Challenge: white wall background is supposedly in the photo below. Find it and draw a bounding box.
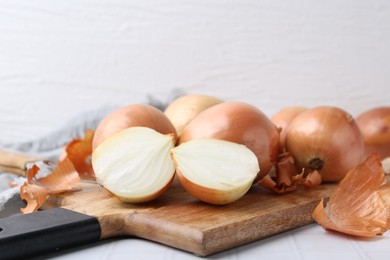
[1,0,390,145]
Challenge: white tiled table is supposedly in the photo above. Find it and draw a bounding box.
[44,223,390,260]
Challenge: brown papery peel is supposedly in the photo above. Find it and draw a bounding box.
[20,165,49,214]
[313,152,390,237]
[65,129,95,180]
[20,158,80,213]
[18,129,95,214]
[258,152,322,193]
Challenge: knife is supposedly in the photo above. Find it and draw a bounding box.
[0,192,26,219]
[0,150,102,259]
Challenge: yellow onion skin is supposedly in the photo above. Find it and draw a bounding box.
[164,94,223,137]
[116,176,174,203]
[356,107,390,159]
[175,168,248,205]
[179,102,280,182]
[271,106,307,153]
[285,106,365,182]
[92,104,177,150]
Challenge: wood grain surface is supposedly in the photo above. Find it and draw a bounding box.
[42,177,336,256]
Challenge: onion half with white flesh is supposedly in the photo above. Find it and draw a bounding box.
[92,126,176,203]
[171,139,259,205]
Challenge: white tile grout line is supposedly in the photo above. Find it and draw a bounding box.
[290,223,390,259]
[289,229,305,260]
[351,240,370,260]
[352,236,390,260]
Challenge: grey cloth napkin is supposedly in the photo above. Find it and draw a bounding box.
[0,90,184,211]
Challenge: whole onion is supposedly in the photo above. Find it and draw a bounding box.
[271,106,307,152]
[179,102,280,182]
[356,107,390,159]
[164,94,223,137]
[285,106,365,182]
[92,103,177,150]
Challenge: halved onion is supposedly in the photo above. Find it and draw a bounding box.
[171,139,259,205]
[179,102,279,182]
[92,127,175,203]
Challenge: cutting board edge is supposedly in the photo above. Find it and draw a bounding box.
[98,211,208,255]
[103,198,325,257]
[41,182,334,257]
[197,199,323,256]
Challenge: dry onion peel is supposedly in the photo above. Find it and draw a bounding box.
[32,158,81,193]
[20,158,81,213]
[92,126,176,203]
[258,153,321,193]
[258,153,300,193]
[313,152,390,237]
[65,129,95,180]
[275,154,296,187]
[172,139,259,205]
[302,170,322,188]
[20,182,48,214]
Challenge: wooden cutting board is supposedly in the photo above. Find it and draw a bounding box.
[42,177,336,256]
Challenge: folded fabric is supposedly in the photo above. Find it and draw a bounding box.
[0,90,184,211]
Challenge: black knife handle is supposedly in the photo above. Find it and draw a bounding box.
[0,208,101,259]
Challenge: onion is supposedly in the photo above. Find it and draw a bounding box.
[271,106,307,152]
[92,104,177,150]
[171,139,259,205]
[164,94,223,137]
[382,157,390,174]
[179,102,280,182]
[92,127,176,203]
[356,107,390,159]
[285,106,365,182]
